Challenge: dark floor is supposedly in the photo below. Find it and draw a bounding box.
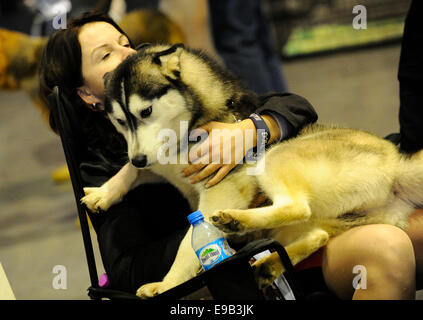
[0,43,421,299]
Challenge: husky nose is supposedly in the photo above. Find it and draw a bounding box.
[131,155,147,168]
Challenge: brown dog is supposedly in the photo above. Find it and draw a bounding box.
[0,28,48,121]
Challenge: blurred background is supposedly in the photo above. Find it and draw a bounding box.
[0,0,420,299]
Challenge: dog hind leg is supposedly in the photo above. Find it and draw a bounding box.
[253,228,329,289]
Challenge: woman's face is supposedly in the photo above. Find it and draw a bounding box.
[77,21,136,106]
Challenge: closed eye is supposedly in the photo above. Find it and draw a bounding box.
[102,52,110,60]
[140,106,152,118]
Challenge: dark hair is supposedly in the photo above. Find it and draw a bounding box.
[39,11,130,167]
[39,11,132,128]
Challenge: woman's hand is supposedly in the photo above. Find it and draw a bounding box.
[181,114,281,188]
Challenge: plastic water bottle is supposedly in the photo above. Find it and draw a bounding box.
[187,210,234,271]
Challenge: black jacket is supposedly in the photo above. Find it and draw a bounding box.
[398,0,423,153]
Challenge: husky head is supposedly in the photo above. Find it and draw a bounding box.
[104,43,257,168]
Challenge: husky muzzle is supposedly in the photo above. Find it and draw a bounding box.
[131,154,148,168]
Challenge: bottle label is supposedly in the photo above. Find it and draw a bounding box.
[195,237,233,271]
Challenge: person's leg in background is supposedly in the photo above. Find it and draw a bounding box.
[159,0,220,58]
[208,0,288,94]
[256,3,288,93]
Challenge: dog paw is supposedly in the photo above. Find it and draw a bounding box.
[210,209,246,233]
[252,252,284,290]
[136,281,169,299]
[81,185,125,213]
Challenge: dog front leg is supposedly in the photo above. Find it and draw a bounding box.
[81,162,140,213]
[81,164,165,213]
[211,197,311,233]
[136,226,201,298]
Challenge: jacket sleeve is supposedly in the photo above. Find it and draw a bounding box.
[255,92,318,139]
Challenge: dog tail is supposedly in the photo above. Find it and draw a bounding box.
[397,149,423,208]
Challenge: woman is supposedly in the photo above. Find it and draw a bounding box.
[39,11,417,299]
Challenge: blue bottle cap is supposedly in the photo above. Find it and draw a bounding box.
[187,210,204,225]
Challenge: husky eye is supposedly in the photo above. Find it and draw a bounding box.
[140,106,152,118]
[116,119,126,127]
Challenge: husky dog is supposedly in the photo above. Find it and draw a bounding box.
[82,43,423,298]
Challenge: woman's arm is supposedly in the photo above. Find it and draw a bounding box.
[182,92,318,187]
[256,92,318,138]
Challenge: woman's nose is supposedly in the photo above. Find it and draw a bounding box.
[122,47,136,61]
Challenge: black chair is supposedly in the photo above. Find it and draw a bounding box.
[47,86,335,300]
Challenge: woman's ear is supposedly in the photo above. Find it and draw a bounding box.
[77,85,99,105]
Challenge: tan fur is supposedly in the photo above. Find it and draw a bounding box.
[138,44,247,125]
[82,44,423,298]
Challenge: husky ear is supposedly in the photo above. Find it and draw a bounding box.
[152,43,184,80]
